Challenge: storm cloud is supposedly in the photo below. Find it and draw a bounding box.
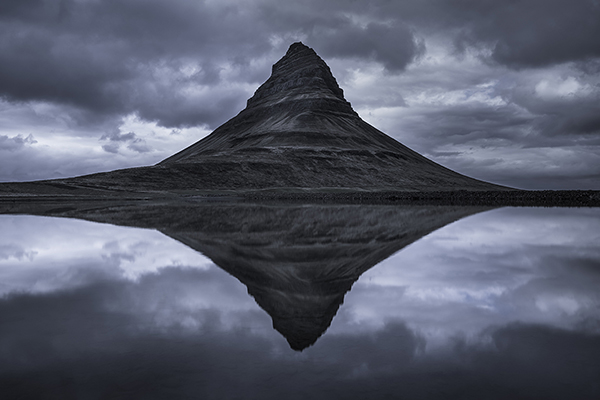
[0,0,599,188]
[0,134,37,152]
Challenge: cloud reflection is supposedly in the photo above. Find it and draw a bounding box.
[0,208,599,398]
[339,208,600,348]
[0,215,212,295]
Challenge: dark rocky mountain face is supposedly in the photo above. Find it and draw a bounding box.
[3,199,490,350]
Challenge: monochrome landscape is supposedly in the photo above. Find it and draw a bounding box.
[1,1,600,398]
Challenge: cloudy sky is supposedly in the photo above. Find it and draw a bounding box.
[1,0,599,189]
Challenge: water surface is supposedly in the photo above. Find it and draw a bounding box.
[1,206,599,399]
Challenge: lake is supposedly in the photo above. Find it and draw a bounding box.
[1,204,599,399]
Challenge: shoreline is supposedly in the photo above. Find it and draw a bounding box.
[245,190,600,207]
[0,189,599,208]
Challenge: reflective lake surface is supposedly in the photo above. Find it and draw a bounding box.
[1,205,599,399]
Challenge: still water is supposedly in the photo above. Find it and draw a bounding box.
[1,205,599,399]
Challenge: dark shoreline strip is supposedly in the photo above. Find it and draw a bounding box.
[244,190,600,207]
[0,190,599,207]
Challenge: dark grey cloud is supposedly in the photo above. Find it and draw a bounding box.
[507,84,600,139]
[406,105,532,147]
[315,22,425,72]
[127,139,152,154]
[0,0,428,130]
[396,80,600,154]
[0,0,45,20]
[100,130,151,154]
[453,0,600,68]
[348,0,600,68]
[254,2,425,72]
[0,134,37,152]
[0,0,272,129]
[101,131,136,142]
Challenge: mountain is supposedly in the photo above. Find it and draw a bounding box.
[151,42,504,192]
[0,42,508,196]
[0,199,491,350]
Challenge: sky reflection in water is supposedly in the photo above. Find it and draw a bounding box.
[1,207,599,399]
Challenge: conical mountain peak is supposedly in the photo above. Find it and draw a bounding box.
[246,42,351,111]
[150,42,507,191]
[248,42,356,115]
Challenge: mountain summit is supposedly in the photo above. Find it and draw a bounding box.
[246,42,354,114]
[156,42,504,191]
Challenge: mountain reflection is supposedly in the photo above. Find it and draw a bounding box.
[1,200,489,350]
[2,205,600,399]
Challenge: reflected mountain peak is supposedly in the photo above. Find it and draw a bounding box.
[8,200,492,350]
